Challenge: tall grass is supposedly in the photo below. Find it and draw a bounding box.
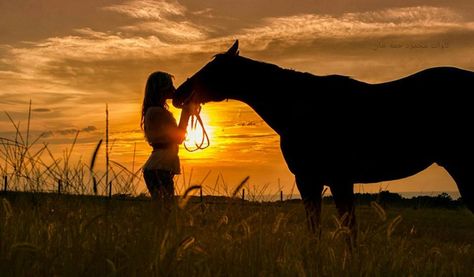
[0,193,473,276]
[0,104,139,196]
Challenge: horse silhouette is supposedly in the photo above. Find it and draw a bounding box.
[173,40,474,236]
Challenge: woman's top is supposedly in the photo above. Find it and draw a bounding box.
[143,106,181,174]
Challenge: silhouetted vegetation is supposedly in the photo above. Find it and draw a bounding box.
[0,190,466,210]
[321,191,463,210]
[1,190,473,276]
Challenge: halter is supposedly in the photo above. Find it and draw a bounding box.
[182,91,210,152]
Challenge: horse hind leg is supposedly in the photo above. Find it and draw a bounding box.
[330,181,357,245]
[441,160,474,212]
[295,175,324,237]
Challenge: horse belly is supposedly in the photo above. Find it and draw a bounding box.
[352,154,433,183]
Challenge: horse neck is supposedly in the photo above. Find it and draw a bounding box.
[234,93,286,135]
[224,62,302,135]
[222,58,367,136]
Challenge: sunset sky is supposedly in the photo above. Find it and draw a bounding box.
[1,0,473,197]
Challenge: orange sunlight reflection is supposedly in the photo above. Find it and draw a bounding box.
[170,106,215,161]
[184,115,209,151]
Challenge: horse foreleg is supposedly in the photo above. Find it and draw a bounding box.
[303,196,323,236]
[330,182,357,245]
[442,159,474,212]
[296,175,324,237]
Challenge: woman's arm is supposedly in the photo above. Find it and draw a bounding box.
[145,104,199,145]
[175,103,200,144]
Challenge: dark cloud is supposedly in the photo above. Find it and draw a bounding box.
[39,125,99,137]
[60,125,97,135]
[40,131,53,138]
[32,108,51,113]
[81,125,97,132]
[235,120,262,127]
[56,128,80,136]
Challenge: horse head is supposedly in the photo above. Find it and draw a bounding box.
[172,40,240,108]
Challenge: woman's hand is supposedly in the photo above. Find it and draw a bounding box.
[177,102,200,142]
[183,102,200,116]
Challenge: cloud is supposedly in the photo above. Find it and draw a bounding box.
[5,5,472,89]
[191,8,215,18]
[103,0,186,20]
[32,108,51,113]
[12,29,166,63]
[238,6,474,48]
[41,125,98,137]
[56,128,79,136]
[120,21,208,41]
[2,5,473,69]
[234,120,261,127]
[104,0,210,42]
[81,125,97,132]
[348,6,461,23]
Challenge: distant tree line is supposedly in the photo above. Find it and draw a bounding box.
[191,190,465,209]
[322,191,463,209]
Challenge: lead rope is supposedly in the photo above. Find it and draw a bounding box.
[184,105,210,152]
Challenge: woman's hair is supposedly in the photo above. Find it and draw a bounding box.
[141,71,174,130]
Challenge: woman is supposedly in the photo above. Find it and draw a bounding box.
[141,71,196,202]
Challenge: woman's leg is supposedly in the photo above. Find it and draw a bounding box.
[143,169,175,202]
[143,168,161,200]
[158,171,175,200]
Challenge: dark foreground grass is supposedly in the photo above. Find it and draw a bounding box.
[0,192,473,276]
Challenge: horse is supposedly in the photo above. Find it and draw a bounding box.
[173,40,474,237]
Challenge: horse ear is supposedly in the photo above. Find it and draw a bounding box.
[226,40,239,56]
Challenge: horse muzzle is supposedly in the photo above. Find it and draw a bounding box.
[172,97,184,108]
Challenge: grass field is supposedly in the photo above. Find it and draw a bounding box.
[1,192,473,276]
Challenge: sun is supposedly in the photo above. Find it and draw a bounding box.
[184,114,210,151]
[169,102,214,156]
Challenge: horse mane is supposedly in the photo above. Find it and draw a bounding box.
[215,53,353,83]
[258,58,354,89]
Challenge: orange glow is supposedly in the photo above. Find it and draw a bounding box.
[184,114,210,151]
[169,105,215,160]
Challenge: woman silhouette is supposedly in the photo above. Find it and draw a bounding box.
[141,71,196,203]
